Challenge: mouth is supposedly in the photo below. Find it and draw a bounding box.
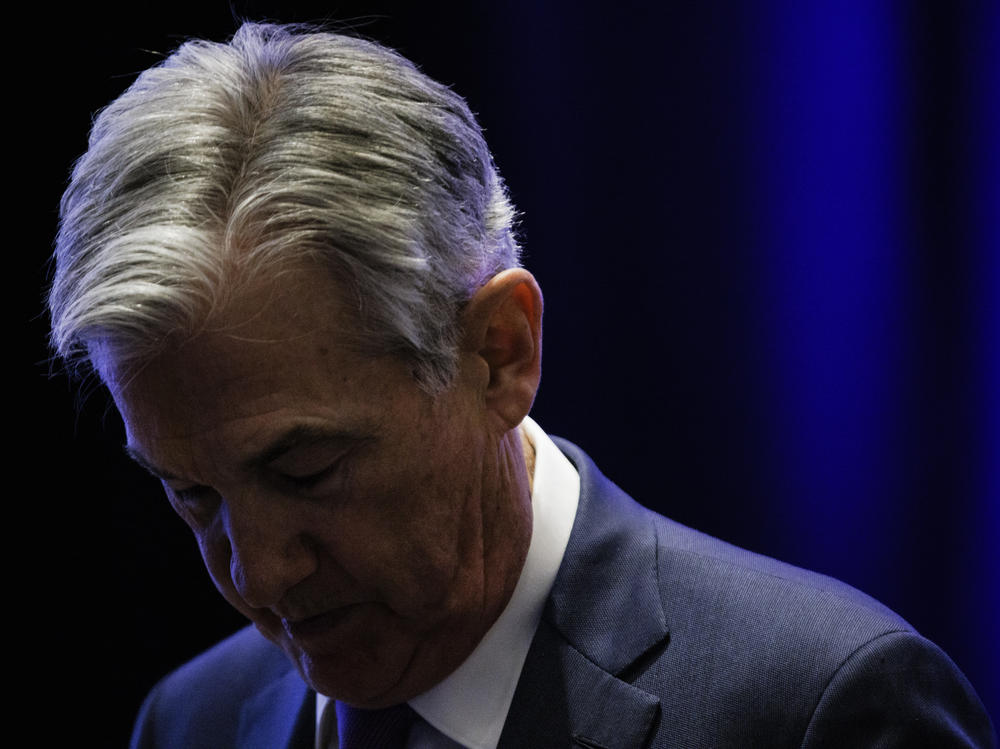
[282,604,365,643]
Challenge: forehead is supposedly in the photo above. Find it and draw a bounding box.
[106,268,409,453]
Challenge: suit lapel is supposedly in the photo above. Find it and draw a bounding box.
[499,620,661,749]
[500,439,669,748]
[238,668,314,749]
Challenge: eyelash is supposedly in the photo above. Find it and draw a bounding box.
[280,461,343,491]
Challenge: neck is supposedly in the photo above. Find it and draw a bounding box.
[520,425,536,494]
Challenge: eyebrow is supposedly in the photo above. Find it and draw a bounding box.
[124,446,179,482]
[122,424,366,483]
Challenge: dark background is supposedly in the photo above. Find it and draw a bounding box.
[25,1,997,744]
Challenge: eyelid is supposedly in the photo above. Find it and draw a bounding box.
[268,441,361,485]
[276,460,341,489]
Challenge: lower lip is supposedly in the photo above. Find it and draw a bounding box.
[283,606,363,644]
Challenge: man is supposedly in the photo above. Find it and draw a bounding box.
[49,22,995,749]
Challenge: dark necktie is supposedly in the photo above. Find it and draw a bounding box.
[335,701,417,749]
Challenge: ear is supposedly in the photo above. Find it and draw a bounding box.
[461,268,543,430]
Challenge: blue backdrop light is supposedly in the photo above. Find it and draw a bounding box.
[749,0,909,587]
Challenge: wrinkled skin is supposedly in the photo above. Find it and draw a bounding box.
[106,267,541,706]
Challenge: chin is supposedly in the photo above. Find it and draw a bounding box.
[255,605,467,705]
[293,646,417,707]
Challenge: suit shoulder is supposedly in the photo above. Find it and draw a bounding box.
[156,625,293,698]
[641,506,997,744]
[653,510,909,638]
[800,629,998,747]
[129,626,300,749]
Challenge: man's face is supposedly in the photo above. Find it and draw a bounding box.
[107,269,531,706]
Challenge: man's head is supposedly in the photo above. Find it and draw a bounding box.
[48,23,542,706]
[50,22,520,392]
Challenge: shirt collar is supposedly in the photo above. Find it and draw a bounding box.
[316,417,580,749]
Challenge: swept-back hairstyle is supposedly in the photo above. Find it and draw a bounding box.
[49,22,519,392]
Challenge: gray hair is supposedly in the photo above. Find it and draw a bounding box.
[49,22,519,392]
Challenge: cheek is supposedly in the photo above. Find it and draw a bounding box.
[317,484,459,613]
[369,480,483,614]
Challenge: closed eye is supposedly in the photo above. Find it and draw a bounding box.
[277,461,342,492]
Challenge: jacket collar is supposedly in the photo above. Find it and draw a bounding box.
[500,438,669,749]
[546,438,668,675]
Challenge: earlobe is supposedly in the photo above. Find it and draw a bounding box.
[462,269,543,430]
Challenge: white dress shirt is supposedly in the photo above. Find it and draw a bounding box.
[317,417,580,749]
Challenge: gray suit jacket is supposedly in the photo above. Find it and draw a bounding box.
[130,439,997,748]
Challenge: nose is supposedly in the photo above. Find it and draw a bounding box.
[221,494,318,609]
